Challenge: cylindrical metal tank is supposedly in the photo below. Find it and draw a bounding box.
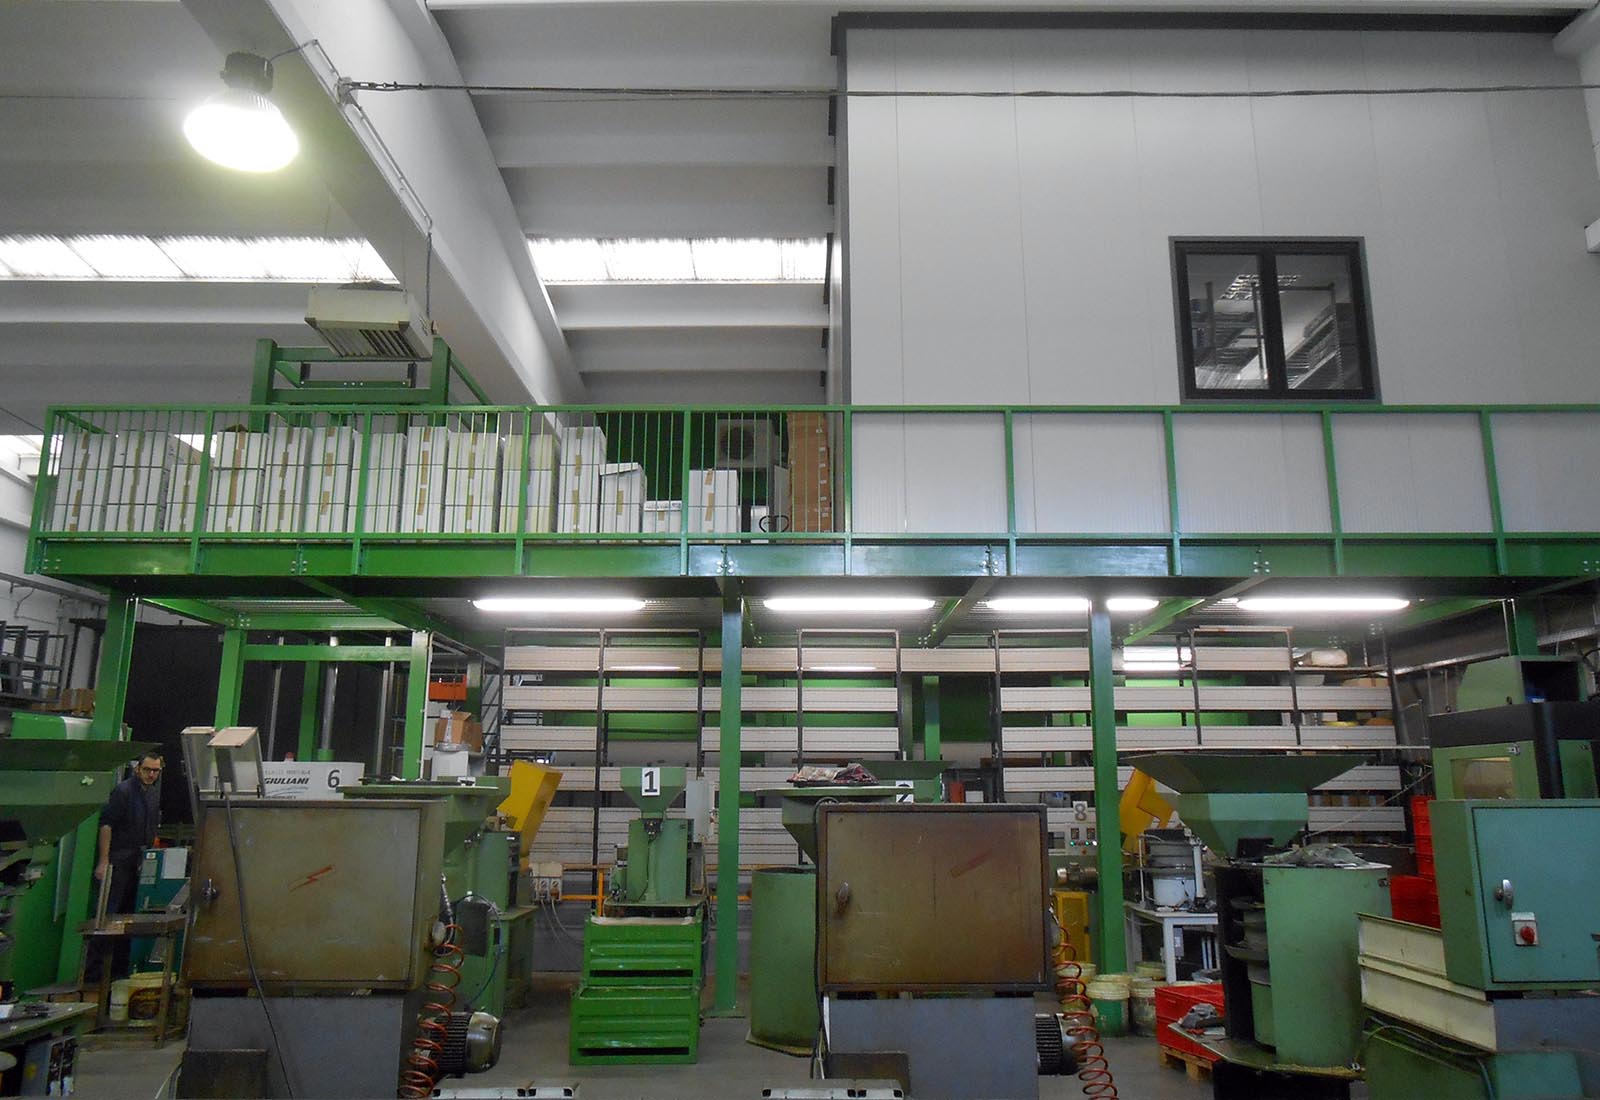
[748,866,819,1052]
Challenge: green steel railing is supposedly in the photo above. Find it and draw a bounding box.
[27,402,1600,578]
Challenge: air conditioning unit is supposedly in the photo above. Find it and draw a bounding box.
[712,419,779,470]
[305,285,430,358]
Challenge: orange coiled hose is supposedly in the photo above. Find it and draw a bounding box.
[399,922,464,1099]
[1054,938,1118,1099]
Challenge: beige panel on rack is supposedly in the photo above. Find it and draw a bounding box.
[1000,686,1093,710]
[1192,647,1294,672]
[553,766,798,794]
[1306,806,1405,832]
[699,727,901,754]
[1003,763,1400,794]
[499,725,600,752]
[503,685,601,710]
[527,808,801,867]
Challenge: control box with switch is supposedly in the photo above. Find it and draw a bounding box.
[1511,913,1538,946]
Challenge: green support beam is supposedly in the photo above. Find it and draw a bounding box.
[90,594,138,740]
[1505,599,1540,657]
[920,578,996,647]
[924,675,941,762]
[1088,604,1127,974]
[1392,598,1496,633]
[298,664,323,760]
[1123,598,1207,644]
[402,631,431,778]
[711,596,743,1016]
[301,579,476,643]
[146,598,237,627]
[214,627,247,727]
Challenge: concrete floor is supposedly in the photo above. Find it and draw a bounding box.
[75,981,1213,1099]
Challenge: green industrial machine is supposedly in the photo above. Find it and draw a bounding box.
[1136,753,1391,1099]
[340,769,553,1017]
[0,728,150,999]
[129,847,189,975]
[571,766,708,1064]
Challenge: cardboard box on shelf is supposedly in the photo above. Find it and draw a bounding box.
[557,426,607,533]
[165,445,204,531]
[598,462,645,533]
[260,424,312,532]
[689,469,740,533]
[642,500,683,535]
[363,431,406,534]
[498,433,560,534]
[102,431,182,533]
[206,429,270,533]
[445,430,501,534]
[304,425,357,534]
[401,424,450,533]
[50,432,114,533]
[786,412,834,532]
[433,711,484,753]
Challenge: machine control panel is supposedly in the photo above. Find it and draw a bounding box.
[1511,913,1539,946]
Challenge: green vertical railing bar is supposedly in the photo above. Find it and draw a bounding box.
[516,411,534,572]
[1088,604,1126,973]
[680,410,693,575]
[924,675,941,762]
[711,596,744,1015]
[351,412,375,573]
[841,409,853,575]
[214,627,247,727]
[188,411,216,572]
[1003,410,1017,574]
[26,409,55,571]
[1162,411,1182,575]
[1320,411,1346,575]
[298,664,323,761]
[1479,411,1509,575]
[402,631,431,779]
[90,593,138,740]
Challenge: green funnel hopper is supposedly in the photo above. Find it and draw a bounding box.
[621,766,687,818]
[1132,753,1362,858]
[0,738,156,841]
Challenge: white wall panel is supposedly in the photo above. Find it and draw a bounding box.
[1333,413,1492,533]
[1493,412,1600,532]
[1014,414,1169,534]
[1174,414,1330,534]
[852,413,1006,533]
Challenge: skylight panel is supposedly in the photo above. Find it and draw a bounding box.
[0,236,98,279]
[66,236,183,279]
[530,237,827,284]
[0,235,397,283]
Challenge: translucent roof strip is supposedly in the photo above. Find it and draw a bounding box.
[0,235,396,283]
[530,237,826,284]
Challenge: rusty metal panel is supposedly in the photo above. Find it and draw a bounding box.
[816,805,1049,993]
[186,799,444,991]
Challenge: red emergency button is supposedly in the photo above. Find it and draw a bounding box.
[1518,924,1537,945]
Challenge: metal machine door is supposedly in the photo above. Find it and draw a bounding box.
[1473,804,1600,986]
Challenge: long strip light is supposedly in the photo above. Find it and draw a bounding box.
[530,237,826,284]
[474,597,646,614]
[983,596,1158,614]
[1122,645,1194,671]
[763,596,934,614]
[1236,596,1410,614]
[0,235,395,283]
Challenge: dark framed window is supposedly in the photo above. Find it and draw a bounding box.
[1173,239,1376,400]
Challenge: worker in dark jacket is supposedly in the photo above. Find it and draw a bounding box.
[95,751,163,916]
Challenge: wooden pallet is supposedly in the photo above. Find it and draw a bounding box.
[1158,1043,1216,1082]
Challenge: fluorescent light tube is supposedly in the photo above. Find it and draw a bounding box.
[807,664,880,673]
[1106,597,1159,612]
[473,597,646,614]
[1236,597,1410,614]
[763,596,935,613]
[984,597,1090,613]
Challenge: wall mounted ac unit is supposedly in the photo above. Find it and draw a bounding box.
[305,285,430,358]
[713,419,779,470]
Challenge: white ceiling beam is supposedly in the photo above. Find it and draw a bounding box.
[0,282,310,326]
[431,0,1585,10]
[508,166,831,238]
[584,369,827,406]
[181,0,585,404]
[548,282,827,330]
[569,328,825,375]
[475,98,833,169]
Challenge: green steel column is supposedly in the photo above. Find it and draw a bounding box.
[214,627,247,728]
[55,816,99,983]
[297,664,323,761]
[465,656,484,716]
[711,597,744,1016]
[1088,604,1126,973]
[1505,599,1539,658]
[90,593,137,740]
[402,631,431,778]
[923,675,941,761]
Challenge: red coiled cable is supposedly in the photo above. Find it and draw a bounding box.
[399,922,464,1099]
[1054,938,1118,1099]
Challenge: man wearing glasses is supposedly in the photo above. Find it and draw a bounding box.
[94,752,164,926]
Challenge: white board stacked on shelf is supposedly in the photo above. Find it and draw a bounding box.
[103,431,182,533]
[445,429,501,534]
[50,431,115,532]
[304,425,356,534]
[498,432,559,534]
[166,443,204,532]
[557,426,607,533]
[259,424,312,533]
[642,500,682,534]
[598,462,645,533]
[689,469,739,533]
[400,424,449,533]
[206,430,269,533]
[363,431,407,534]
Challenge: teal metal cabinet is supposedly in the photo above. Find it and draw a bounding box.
[1433,799,1600,991]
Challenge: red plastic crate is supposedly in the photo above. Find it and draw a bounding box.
[1415,851,1436,879]
[1155,982,1225,1064]
[1390,873,1441,928]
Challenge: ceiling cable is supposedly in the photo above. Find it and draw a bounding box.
[340,78,1600,102]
